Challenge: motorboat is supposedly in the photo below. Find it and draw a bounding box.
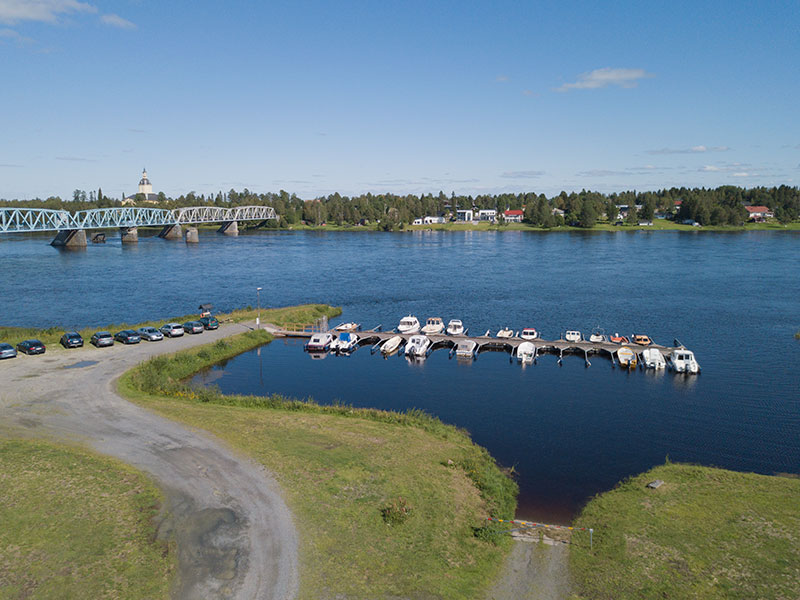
[520,328,539,340]
[397,315,421,334]
[669,349,700,374]
[588,327,607,343]
[334,322,360,333]
[516,341,536,364]
[642,347,666,369]
[381,335,404,355]
[564,330,582,343]
[496,327,514,338]
[455,339,477,359]
[404,334,431,357]
[617,346,637,369]
[421,317,445,335]
[305,332,333,352]
[609,333,629,344]
[446,319,465,336]
[330,332,359,353]
[632,334,653,346]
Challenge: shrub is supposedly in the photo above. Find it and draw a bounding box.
[380,497,412,526]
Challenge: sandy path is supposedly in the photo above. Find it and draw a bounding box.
[0,323,297,600]
[485,541,572,600]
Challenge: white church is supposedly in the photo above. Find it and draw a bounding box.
[122,168,161,205]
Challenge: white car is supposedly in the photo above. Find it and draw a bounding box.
[160,323,185,338]
[138,326,164,341]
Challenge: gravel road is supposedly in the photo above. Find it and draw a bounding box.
[0,323,298,600]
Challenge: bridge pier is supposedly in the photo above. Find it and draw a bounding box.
[120,226,138,243]
[185,227,199,243]
[158,224,183,240]
[218,220,238,236]
[50,229,87,248]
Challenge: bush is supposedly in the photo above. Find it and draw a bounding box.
[380,497,412,526]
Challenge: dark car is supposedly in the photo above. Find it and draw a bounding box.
[16,339,46,355]
[199,316,219,330]
[114,330,141,344]
[60,331,84,348]
[182,321,204,334]
[91,331,115,347]
[0,342,17,359]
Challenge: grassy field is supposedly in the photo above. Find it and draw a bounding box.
[569,462,800,599]
[118,318,517,599]
[0,438,173,600]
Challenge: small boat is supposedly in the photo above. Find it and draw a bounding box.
[669,349,700,374]
[632,334,652,346]
[446,319,465,336]
[520,328,539,340]
[496,327,514,338]
[421,317,445,335]
[404,334,431,357]
[617,346,637,369]
[642,347,666,369]
[397,315,421,335]
[516,341,536,364]
[609,333,629,344]
[589,327,607,343]
[305,332,334,352]
[330,332,359,353]
[381,335,403,355]
[564,330,582,343]
[333,322,360,332]
[455,339,477,359]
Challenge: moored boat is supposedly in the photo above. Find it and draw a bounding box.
[334,322,360,332]
[520,328,539,340]
[642,347,666,369]
[381,335,404,355]
[421,317,445,335]
[609,332,629,344]
[496,327,514,338]
[305,332,334,352]
[397,315,421,334]
[455,339,477,359]
[516,341,536,364]
[404,334,431,357]
[617,346,637,368]
[446,319,465,336]
[330,332,359,353]
[668,348,700,374]
[564,330,582,343]
[589,327,607,343]
[632,334,653,346]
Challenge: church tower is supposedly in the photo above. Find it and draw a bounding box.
[138,168,153,196]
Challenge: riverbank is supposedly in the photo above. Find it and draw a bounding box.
[569,462,800,599]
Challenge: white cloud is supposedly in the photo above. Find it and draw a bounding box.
[500,170,545,179]
[647,145,730,155]
[701,165,721,172]
[0,0,96,25]
[732,172,750,177]
[556,67,652,92]
[577,169,624,177]
[101,13,135,29]
[495,75,509,83]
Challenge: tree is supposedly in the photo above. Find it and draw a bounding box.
[578,203,598,228]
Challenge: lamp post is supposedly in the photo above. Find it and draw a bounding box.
[256,287,262,328]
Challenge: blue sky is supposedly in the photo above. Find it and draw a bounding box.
[1,0,799,200]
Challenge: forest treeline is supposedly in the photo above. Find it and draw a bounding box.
[2,185,799,229]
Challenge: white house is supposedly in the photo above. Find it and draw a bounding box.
[503,209,524,222]
[477,209,497,222]
[456,209,473,222]
[744,206,774,220]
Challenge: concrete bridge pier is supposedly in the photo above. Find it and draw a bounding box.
[159,224,183,240]
[185,227,199,243]
[50,229,87,248]
[120,226,138,243]
[218,220,239,236]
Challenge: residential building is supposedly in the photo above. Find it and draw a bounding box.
[478,209,497,222]
[504,209,524,222]
[744,206,774,221]
[456,209,473,222]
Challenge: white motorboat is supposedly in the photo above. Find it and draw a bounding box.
[381,335,403,355]
[520,328,539,340]
[565,330,582,343]
[516,341,536,364]
[397,315,421,334]
[330,332,359,353]
[496,327,514,338]
[446,319,465,336]
[669,349,700,374]
[421,317,445,335]
[455,339,477,359]
[588,328,607,343]
[305,332,333,351]
[642,347,666,369]
[333,322,360,332]
[617,346,637,369]
[404,334,431,357]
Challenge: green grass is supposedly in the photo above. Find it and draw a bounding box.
[118,321,518,599]
[569,463,800,599]
[0,438,173,600]
[405,220,800,232]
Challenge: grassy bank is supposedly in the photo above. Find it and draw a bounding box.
[570,463,800,599]
[0,438,173,599]
[407,220,800,232]
[118,318,517,598]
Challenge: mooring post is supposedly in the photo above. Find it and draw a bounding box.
[590,528,593,550]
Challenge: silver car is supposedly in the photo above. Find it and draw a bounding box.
[137,326,164,341]
[0,342,17,359]
[160,323,184,338]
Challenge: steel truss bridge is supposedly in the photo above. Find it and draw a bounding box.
[0,206,278,233]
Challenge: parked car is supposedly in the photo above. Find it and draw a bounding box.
[160,323,185,338]
[137,326,164,341]
[60,331,84,348]
[199,316,219,330]
[182,321,204,334]
[90,331,115,347]
[0,342,18,359]
[16,339,46,355]
[114,330,141,344]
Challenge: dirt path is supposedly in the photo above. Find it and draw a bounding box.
[485,540,572,600]
[0,323,297,600]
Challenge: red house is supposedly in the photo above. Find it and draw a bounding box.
[504,209,524,223]
[744,206,773,221]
